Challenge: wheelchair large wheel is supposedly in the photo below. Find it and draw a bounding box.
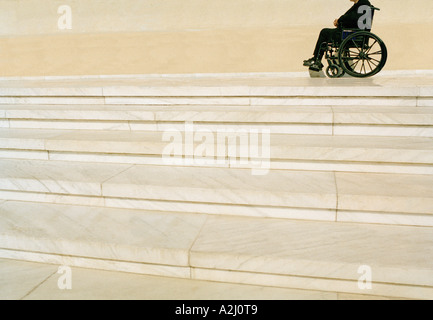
[338,31,387,78]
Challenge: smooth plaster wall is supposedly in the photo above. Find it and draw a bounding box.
[0,0,431,76]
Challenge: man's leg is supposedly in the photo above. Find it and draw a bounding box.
[313,28,338,61]
[304,28,340,69]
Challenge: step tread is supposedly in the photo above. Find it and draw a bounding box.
[2,104,433,125]
[0,201,205,267]
[0,76,432,97]
[1,128,433,150]
[1,129,432,166]
[0,159,432,215]
[1,200,432,292]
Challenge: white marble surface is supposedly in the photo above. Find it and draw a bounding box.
[0,258,58,300]
[250,97,418,107]
[418,98,433,107]
[269,134,433,164]
[0,97,105,105]
[190,215,433,288]
[334,125,433,138]
[0,250,191,281]
[336,172,433,215]
[0,159,132,196]
[333,106,433,126]
[0,120,8,128]
[0,258,349,300]
[1,104,155,121]
[0,158,431,223]
[0,201,207,267]
[102,165,338,209]
[0,190,106,207]
[104,197,337,221]
[191,268,433,300]
[0,129,65,150]
[9,120,132,131]
[0,149,49,161]
[1,201,432,299]
[1,129,432,176]
[337,210,433,227]
[0,75,431,98]
[105,97,251,106]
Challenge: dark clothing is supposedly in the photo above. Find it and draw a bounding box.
[313,0,372,60]
[339,0,372,29]
[313,28,341,60]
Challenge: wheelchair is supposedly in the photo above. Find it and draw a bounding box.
[320,6,387,78]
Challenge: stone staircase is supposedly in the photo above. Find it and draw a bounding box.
[0,74,432,299]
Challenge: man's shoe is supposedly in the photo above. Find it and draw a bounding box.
[309,61,324,72]
[303,57,316,67]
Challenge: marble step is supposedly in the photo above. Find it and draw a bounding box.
[0,76,432,98]
[0,129,432,175]
[0,75,431,108]
[0,200,432,299]
[1,105,433,137]
[0,159,432,226]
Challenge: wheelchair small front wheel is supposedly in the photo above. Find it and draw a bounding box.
[338,31,387,78]
[326,65,344,78]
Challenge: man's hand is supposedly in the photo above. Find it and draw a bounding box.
[334,19,339,27]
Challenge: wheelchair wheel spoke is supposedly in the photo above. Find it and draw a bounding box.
[365,40,377,54]
[361,60,367,74]
[368,58,379,68]
[351,39,361,53]
[352,59,361,70]
[368,50,382,56]
[366,59,374,72]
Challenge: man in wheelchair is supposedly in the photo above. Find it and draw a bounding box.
[303,0,372,72]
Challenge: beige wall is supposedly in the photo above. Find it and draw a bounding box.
[0,0,432,76]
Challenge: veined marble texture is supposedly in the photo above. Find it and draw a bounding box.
[8,120,133,131]
[104,197,337,221]
[418,98,433,107]
[0,249,191,280]
[1,104,155,121]
[0,201,207,267]
[0,159,432,221]
[334,125,433,138]
[153,105,333,124]
[190,215,433,288]
[101,165,337,209]
[105,97,251,106]
[0,159,132,196]
[0,77,425,98]
[250,97,418,107]
[1,201,432,299]
[190,268,433,300]
[0,87,103,97]
[332,106,433,126]
[269,134,433,164]
[0,97,105,105]
[335,172,433,214]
